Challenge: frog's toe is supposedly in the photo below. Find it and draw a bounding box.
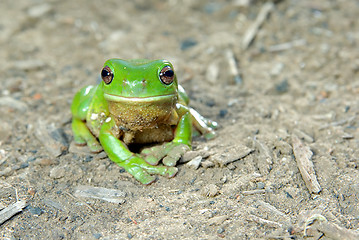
[88,141,103,153]
[138,174,157,185]
[144,155,161,166]
[163,144,190,167]
[162,156,177,167]
[122,157,158,184]
[165,166,178,178]
[141,145,167,165]
[204,130,217,140]
[207,120,218,130]
[74,141,87,146]
[73,136,87,146]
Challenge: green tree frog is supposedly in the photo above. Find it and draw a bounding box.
[71,59,217,184]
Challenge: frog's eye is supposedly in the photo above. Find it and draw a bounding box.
[159,66,174,85]
[101,66,113,84]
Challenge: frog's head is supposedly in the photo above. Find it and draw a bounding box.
[101,59,178,100]
[100,59,179,129]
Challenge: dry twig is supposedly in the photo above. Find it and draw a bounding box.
[304,214,359,240]
[253,138,273,174]
[0,200,27,225]
[292,135,321,194]
[242,2,274,50]
[225,49,242,84]
[246,214,282,228]
[242,189,266,195]
[74,185,126,204]
[65,192,96,213]
[268,39,306,52]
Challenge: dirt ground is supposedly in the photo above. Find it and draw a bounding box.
[1,0,358,239]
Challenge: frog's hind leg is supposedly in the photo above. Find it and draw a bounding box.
[72,118,103,153]
[189,108,218,139]
[71,85,103,152]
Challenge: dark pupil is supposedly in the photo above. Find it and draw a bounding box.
[164,69,174,77]
[102,69,110,78]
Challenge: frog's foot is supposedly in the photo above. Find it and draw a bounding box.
[75,132,103,153]
[203,129,217,140]
[206,119,218,130]
[73,135,87,146]
[87,139,103,153]
[189,108,218,140]
[123,155,178,184]
[192,127,216,140]
[141,142,190,167]
[162,144,190,167]
[72,118,103,153]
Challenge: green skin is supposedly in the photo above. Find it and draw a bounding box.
[71,59,217,184]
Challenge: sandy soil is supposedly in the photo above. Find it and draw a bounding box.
[1,0,358,239]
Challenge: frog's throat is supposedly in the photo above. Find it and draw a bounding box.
[105,93,179,131]
[104,93,176,103]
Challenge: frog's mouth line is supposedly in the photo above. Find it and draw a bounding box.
[104,93,176,103]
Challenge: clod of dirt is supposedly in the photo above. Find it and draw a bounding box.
[211,145,253,167]
[201,184,220,197]
[208,215,228,226]
[35,120,69,157]
[0,122,12,142]
[49,165,66,179]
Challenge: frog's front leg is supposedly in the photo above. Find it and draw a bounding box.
[142,105,192,167]
[99,118,178,185]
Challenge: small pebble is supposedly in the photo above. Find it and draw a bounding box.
[270,62,284,76]
[27,205,43,216]
[20,162,29,169]
[180,38,197,51]
[34,158,56,166]
[27,156,37,162]
[219,109,228,118]
[50,165,66,179]
[93,233,102,239]
[275,79,289,93]
[84,155,93,162]
[27,3,52,18]
[208,215,228,226]
[201,160,215,168]
[256,182,265,189]
[186,156,202,169]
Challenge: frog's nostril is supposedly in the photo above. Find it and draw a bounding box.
[142,79,147,86]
